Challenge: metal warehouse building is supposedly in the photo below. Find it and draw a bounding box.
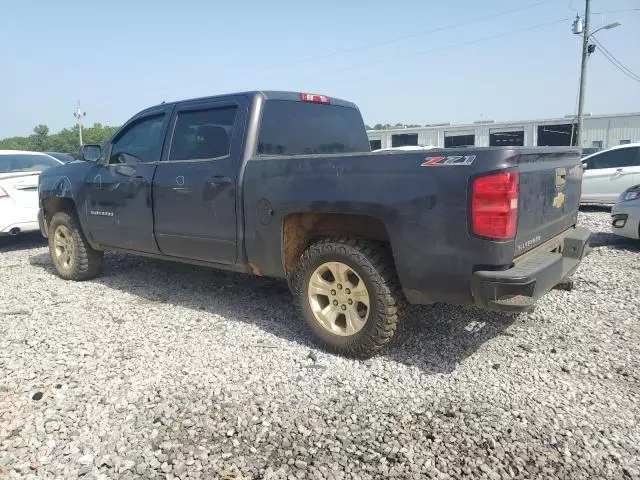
[366,112,640,151]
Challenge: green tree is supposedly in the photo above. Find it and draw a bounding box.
[29,124,50,151]
[0,123,119,155]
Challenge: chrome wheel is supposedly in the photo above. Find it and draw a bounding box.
[53,225,75,269]
[307,261,370,336]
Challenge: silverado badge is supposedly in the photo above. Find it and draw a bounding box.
[552,192,565,209]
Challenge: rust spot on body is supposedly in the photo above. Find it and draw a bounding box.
[248,262,262,276]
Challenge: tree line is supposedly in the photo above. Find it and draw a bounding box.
[1,122,425,153]
[0,124,119,156]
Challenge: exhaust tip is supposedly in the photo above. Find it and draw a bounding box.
[9,227,20,236]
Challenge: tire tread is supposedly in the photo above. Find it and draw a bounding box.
[49,211,103,281]
[292,237,407,358]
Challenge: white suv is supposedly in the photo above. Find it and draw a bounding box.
[581,143,640,204]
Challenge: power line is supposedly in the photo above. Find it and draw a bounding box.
[591,37,640,83]
[261,0,557,72]
[304,17,569,78]
[592,8,640,14]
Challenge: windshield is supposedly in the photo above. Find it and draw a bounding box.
[0,154,60,173]
[257,100,371,156]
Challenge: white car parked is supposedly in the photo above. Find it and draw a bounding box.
[611,185,640,240]
[581,142,640,204]
[0,150,63,235]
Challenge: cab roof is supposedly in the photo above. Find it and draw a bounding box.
[140,91,359,113]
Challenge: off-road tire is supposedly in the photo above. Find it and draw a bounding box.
[48,211,103,281]
[291,237,406,358]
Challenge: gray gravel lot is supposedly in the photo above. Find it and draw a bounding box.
[1,209,639,480]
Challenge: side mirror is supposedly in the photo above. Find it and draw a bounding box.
[582,162,588,170]
[80,144,102,162]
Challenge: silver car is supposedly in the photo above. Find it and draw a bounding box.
[611,185,640,240]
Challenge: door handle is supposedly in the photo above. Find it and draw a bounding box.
[206,176,232,188]
[171,187,192,195]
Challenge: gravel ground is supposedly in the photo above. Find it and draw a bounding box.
[1,209,639,480]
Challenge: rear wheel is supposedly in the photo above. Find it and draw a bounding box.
[291,238,405,358]
[48,212,103,281]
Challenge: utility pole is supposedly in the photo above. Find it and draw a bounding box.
[73,100,86,146]
[576,0,590,148]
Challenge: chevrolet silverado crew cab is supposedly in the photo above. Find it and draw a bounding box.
[38,91,590,357]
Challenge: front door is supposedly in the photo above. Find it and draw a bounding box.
[153,97,248,264]
[82,109,171,252]
[582,146,640,203]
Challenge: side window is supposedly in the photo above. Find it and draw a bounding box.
[591,148,639,169]
[110,114,165,164]
[168,106,238,161]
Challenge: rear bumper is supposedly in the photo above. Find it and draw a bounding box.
[471,226,591,312]
[0,202,40,235]
[0,220,39,235]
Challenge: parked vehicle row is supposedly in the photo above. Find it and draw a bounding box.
[0,150,63,235]
[580,142,640,204]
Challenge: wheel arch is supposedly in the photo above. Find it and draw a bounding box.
[40,175,80,235]
[42,195,78,236]
[282,212,392,275]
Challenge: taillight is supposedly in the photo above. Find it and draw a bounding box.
[300,93,331,104]
[471,171,519,240]
[0,187,8,199]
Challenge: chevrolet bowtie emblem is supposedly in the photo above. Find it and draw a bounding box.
[553,192,565,209]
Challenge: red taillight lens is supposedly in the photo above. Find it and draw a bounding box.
[300,93,331,104]
[471,171,519,240]
[0,187,8,199]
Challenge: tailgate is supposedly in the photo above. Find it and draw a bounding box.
[515,150,582,256]
[0,172,40,208]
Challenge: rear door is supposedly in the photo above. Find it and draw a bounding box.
[81,108,171,252]
[152,96,249,264]
[581,146,640,202]
[515,150,583,256]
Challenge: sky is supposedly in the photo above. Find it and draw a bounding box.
[1,0,639,137]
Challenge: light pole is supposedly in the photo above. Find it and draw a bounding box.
[574,0,621,147]
[73,100,86,146]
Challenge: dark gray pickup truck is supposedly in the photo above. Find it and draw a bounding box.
[38,91,590,357]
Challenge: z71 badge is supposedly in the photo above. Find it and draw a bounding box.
[421,155,477,167]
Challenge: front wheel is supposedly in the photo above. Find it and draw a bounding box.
[291,238,406,358]
[48,211,103,281]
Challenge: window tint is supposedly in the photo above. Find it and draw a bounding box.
[110,114,165,164]
[169,106,237,161]
[257,100,370,155]
[591,148,639,169]
[0,154,60,173]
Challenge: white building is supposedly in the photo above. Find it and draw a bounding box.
[366,112,640,151]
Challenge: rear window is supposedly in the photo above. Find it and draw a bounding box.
[0,154,60,173]
[257,100,371,156]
